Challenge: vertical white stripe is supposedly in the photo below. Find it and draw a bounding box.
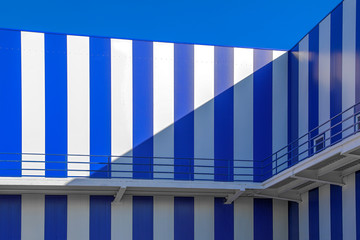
[342,173,356,240]
[342,0,356,138]
[272,52,288,174]
[21,32,45,176]
[22,194,44,240]
[234,48,254,85]
[67,35,90,177]
[298,36,309,161]
[299,192,309,240]
[194,45,214,180]
[154,196,174,240]
[194,196,214,240]
[111,39,133,178]
[234,197,253,240]
[67,195,90,240]
[234,48,254,181]
[111,195,132,240]
[153,42,174,179]
[273,199,288,240]
[319,16,331,147]
[319,184,330,240]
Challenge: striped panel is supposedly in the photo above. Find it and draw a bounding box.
[0,195,21,240]
[288,201,299,240]
[234,197,253,240]
[0,29,22,177]
[174,197,194,240]
[330,185,342,239]
[90,196,112,240]
[111,195,132,240]
[214,46,234,182]
[67,195,89,240]
[273,199,288,240]
[153,42,174,180]
[318,15,331,149]
[154,196,174,240]
[22,194,45,240]
[21,32,45,177]
[233,48,253,181]
[45,195,67,240]
[45,33,68,178]
[298,36,309,162]
[299,192,309,240]
[174,43,194,180]
[90,37,112,178]
[133,41,153,179]
[330,3,343,144]
[254,198,273,240]
[67,35,90,177]
[319,185,330,240]
[214,198,234,240]
[133,196,153,240]
[194,196,214,240]
[253,49,273,181]
[342,173,356,240]
[288,45,299,166]
[194,44,214,180]
[309,188,319,240]
[110,39,133,178]
[272,51,288,174]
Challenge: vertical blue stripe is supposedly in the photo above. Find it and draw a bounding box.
[308,27,319,155]
[90,196,112,240]
[214,197,234,240]
[0,195,21,240]
[330,185,342,240]
[214,47,234,182]
[356,171,360,240]
[0,30,21,177]
[45,33,67,178]
[288,201,299,240]
[174,44,194,180]
[174,197,194,240]
[253,50,273,181]
[133,196,153,240]
[254,198,273,240]
[309,188,319,240]
[133,41,153,179]
[288,45,299,167]
[45,195,67,240]
[90,37,112,178]
[330,4,343,144]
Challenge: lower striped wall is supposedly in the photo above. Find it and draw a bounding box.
[2,172,360,240]
[0,194,289,240]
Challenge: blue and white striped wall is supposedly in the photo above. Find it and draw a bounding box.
[0,194,290,240]
[0,29,288,181]
[287,0,360,166]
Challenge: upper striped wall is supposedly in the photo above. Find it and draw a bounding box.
[287,0,359,168]
[0,28,288,182]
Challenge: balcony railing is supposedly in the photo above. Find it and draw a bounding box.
[0,102,359,182]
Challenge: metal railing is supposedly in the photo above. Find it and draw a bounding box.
[0,102,359,182]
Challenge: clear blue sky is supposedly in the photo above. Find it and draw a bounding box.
[0,0,342,50]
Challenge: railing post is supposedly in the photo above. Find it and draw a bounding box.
[107,156,111,179]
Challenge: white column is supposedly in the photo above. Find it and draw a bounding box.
[22,194,45,240]
[111,39,133,178]
[153,42,174,180]
[111,195,132,240]
[67,195,90,240]
[273,199,288,240]
[194,44,214,180]
[234,197,253,240]
[319,184,331,240]
[299,192,309,240]
[154,196,174,240]
[342,173,356,240]
[67,35,90,177]
[21,31,45,177]
[194,196,214,240]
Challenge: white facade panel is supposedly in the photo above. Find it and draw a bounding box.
[273,199,288,240]
[21,31,45,176]
[194,196,214,240]
[67,35,90,177]
[194,45,214,180]
[319,184,331,240]
[153,42,174,180]
[22,194,45,240]
[67,195,90,240]
[299,192,309,240]
[234,197,253,240]
[342,173,356,240]
[111,195,133,240]
[154,196,174,240]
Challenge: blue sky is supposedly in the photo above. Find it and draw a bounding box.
[0,0,341,50]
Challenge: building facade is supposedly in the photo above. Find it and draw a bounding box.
[0,0,359,239]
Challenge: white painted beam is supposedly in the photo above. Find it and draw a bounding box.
[225,189,244,204]
[317,156,358,176]
[112,186,127,204]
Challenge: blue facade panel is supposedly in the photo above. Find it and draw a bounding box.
[133,196,153,240]
[89,196,112,240]
[174,197,194,240]
[0,195,21,240]
[254,198,273,240]
[309,188,319,240]
[45,195,67,240]
[214,197,234,240]
[288,201,299,240]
